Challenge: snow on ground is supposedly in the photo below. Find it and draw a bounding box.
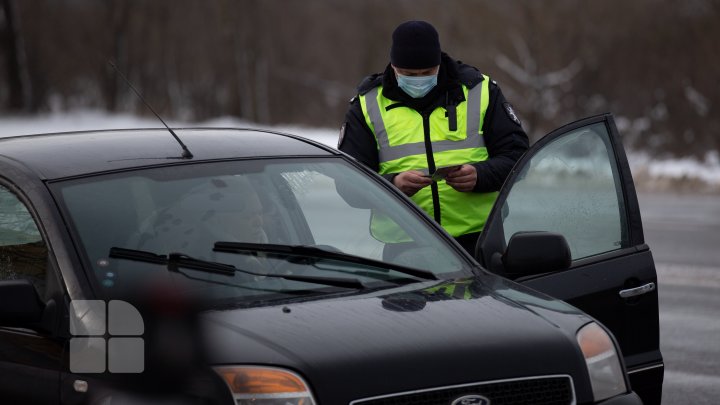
[1,109,718,193]
[0,109,340,150]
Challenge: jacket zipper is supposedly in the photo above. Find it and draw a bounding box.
[421,111,442,224]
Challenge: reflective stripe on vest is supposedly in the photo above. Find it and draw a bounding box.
[364,83,487,164]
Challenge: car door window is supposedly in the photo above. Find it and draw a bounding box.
[0,185,49,298]
[501,122,629,260]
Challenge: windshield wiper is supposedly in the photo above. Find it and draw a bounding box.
[213,242,438,281]
[108,247,366,290]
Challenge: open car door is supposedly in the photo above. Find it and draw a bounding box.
[477,113,663,404]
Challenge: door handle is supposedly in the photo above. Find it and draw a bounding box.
[619,282,656,299]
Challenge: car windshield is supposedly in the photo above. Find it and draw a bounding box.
[52,158,471,305]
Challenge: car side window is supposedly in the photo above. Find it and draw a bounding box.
[501,123,629,260]
[0,185,49,298]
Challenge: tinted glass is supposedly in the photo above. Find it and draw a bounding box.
[0,185,49,298]
[501,123,628,260]
[54,158,469,304]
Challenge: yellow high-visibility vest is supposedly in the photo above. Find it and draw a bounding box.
[360,75,497,238]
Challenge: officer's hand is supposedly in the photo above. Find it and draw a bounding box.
[393,170,433,197]
[445,164,477,192]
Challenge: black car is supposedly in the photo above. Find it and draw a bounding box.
[0,114,662,404]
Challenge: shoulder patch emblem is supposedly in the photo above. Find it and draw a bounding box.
[337,123,347,149]
[503,102,521,126]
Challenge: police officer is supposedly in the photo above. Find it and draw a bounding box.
[338,20,529,255]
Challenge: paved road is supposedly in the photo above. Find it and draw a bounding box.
[638,192,720,404]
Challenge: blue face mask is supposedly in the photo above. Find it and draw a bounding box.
[396,73,438,98]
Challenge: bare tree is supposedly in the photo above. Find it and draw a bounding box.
[1,0,31,111]
[495,34,582,141]
[4,0,717,158]
[103,0,131,112]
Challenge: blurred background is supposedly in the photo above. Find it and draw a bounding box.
[1,1,720,403]
[1,0,719,181]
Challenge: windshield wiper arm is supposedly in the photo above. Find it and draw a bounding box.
[109,247,236,275]
[108,247,366,289]
[213,242,438,281]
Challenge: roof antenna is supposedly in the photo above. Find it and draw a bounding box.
[108,60,193,159]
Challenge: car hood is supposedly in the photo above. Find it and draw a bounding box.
[201,274,593,404]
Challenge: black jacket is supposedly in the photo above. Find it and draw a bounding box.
[339,53,529,193]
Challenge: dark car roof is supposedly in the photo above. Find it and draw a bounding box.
[0,128,337,180]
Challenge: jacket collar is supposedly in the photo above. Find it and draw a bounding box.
[381,53,466,112]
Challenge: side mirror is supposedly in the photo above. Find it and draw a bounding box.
[502,231,571,277]
[0,279,46,325]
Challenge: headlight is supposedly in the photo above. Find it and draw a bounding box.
[576,322,627,401]
[215,366,317,405]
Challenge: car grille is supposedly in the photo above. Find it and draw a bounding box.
[350,375,575,405]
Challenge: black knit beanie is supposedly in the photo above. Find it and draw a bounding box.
[390,21,441,69]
